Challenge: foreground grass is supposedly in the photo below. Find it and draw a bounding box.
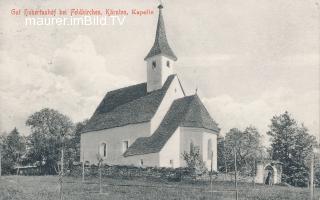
[0,176,319,200]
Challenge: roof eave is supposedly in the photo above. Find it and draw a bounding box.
[144,52,178,61]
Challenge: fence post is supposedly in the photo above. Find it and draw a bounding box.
[210,151,213,198]
[310,153,314,200]
[0,147,2,177]
[234,147,238,200]
[82,151,85,183]
[59,149,64,200]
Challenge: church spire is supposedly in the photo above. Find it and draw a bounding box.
[144,4,177,61]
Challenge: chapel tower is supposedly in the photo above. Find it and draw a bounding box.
[145,4,177,92]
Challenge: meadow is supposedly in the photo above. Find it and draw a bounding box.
[0,176,319,200]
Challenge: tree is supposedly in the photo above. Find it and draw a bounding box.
[217,136,227,172]
[182,144,207,177]
[224,126,263,175]
[267,111,316,186]
[0,128,26,174]
[25,108,74,174]
[68,119,88,162]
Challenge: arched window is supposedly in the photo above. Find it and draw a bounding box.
[190,140,194,153]
[100,143,107,158]
[152,61,156,70]
[170,160,174,168]
[207,139,212,159]
[166,60,170,68]
[123,141,129,153]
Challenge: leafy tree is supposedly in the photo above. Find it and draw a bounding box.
[217,136,227,172]
[69,119,88,162]
[0,128,26,174]
[267,111,317,186]
[25,108,74,174]
[224,126,263,175]
[182,144,207,177]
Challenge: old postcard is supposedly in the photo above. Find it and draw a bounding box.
[0,0,319,199]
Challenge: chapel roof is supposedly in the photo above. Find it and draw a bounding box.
[144,4,177,61]
[124,95,220,157]
[81,74,176,133]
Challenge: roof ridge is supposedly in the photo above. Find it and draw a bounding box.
[121,74,175,108]
[81,75,177,133]
[107,82,146,94]
[100,75,175,114]
[193,94,219,127]
[124,95,202,157]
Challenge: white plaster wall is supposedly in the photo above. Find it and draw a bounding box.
[160,56,174,85]
[147,55,163,92]
[150,76,184,133]
[255,164,264,183]
[159,128,181,168]
[179,127,204,167]
[146,55,174,92]
[122,153,159,167]
[81,122,151,165]
[202,132,218,171]
[179,127,218,171]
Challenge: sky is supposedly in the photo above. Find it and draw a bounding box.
[0,0,319,144]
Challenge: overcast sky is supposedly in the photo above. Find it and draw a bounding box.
[0,0,319,143]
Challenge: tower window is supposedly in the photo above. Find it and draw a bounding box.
[166,60,170,68]
[152,61,156,70]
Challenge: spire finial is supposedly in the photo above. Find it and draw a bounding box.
[144,0,177,61]
[158,0,163,9]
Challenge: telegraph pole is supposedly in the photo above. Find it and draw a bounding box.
[316,0,320,145]
[210,151,213,197]
[0,147,2,177]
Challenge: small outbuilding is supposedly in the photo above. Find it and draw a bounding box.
[255,160,282,185]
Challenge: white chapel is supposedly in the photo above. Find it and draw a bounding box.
[80,4,220,170]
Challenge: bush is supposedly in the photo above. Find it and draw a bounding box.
[68,164,196,182]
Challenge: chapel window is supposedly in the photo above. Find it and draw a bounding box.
[100,143,107,158]
[123,141,129,153]
[207,139,213,160]
[170,160,174,168]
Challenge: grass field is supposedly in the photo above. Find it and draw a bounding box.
[0,176,319,200]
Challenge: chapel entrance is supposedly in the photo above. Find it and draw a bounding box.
[264,165,276,185]
[255,160,282,184]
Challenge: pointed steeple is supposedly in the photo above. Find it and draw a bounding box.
[144,4,177,61]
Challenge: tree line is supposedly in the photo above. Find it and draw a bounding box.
[217,111,319,186]
[0,108,87,175]
[0,108,319,186]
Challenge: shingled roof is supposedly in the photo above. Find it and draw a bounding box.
[144,5,177,61]
[124,95,220,157]
[81,75,176,133]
